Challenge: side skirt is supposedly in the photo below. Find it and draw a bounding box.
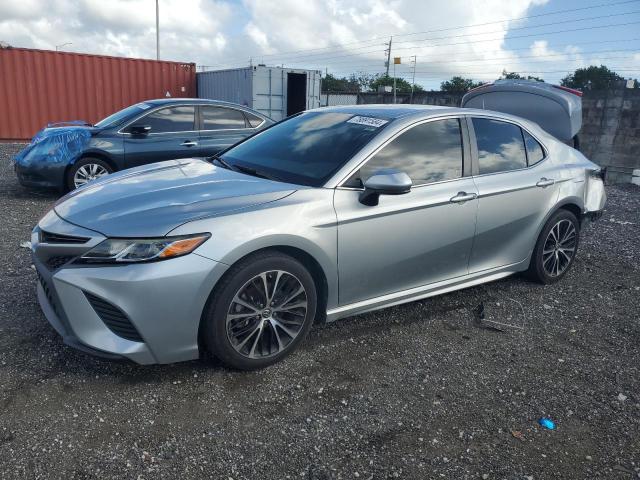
[326,262,526,322]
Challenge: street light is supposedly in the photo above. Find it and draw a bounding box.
[55,42,72,51]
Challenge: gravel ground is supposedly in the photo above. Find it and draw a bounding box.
[1,142,639,480]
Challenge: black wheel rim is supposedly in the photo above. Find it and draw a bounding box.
[542,219,577,277]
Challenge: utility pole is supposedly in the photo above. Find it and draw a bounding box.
[393,58,397,104]
[410,55,417,104]
[155,0,160,60]
[385,36,392,77]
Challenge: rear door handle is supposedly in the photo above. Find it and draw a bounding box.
[450,191,478,203]
[536,177,555,188]
[181,141,198,147]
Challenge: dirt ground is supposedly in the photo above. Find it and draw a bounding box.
[1,143,639,479]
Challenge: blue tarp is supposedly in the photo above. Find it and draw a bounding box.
[14,125,92,168]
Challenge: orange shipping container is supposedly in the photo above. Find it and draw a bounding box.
[0,47,196,140]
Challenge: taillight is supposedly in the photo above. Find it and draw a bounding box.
[553,85,583,97]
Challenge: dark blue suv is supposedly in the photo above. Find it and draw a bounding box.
[14,99,273,190]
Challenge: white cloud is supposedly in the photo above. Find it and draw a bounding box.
[5,0,637,88]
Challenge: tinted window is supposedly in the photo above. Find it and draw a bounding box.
[355,119,463,186]
[523,130,545,165]
[245,112,265,128]
[138,106,195,133]
[220,112,387,187]
[473,118,527,174]
[201,106,246,130]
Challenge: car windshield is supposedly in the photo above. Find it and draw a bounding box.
[94,103,153,128]
[219,111,389,187]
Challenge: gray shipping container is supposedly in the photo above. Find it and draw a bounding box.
[461,79,583,143]
[197,65,322,121]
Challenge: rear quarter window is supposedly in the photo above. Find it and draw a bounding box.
[523,130,545,166]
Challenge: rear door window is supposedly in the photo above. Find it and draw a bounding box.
[523,130,545,166]
[351,118,463,186]
[138,106,195,133]
[201,106,247,130]
[472,118,527,174]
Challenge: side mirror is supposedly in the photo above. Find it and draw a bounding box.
[129,125,151,135]
[359,169,412,206]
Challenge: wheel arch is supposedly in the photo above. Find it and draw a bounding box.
[64,151,118,180]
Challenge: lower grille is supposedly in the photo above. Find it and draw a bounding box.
[36,270,60,317]
[84,292,144,342]
[46,255,74,271]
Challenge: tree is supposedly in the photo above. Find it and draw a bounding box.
[347,72,377,92]
[560,65,626,90]
[500,70,544,82]
[368,74,424,93]
[321,73,360,92]
[440,76,483,93]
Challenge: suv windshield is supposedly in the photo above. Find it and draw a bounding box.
[220,111,389,187]
[95,103,152,128]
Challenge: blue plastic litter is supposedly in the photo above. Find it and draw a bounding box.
[538,417,556,430]
[13,126,92,168]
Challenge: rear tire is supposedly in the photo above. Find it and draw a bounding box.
[66,157,113,190]
[527,209,580,284]
[202,251,317,370]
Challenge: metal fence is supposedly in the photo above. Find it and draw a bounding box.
[320,91,464,107]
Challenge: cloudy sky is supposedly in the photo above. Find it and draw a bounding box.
[1,0,639,89]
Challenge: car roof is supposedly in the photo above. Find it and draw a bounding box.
[311,104,547,132]
[311,104,460,120]
[143,98,260,110]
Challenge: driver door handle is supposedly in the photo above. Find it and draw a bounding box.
[450,191,478,203]
[536,177,555,188]
[181,140,198,147]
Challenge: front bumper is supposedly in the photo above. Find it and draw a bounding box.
[14,158,65,190]
[32,212,228,364]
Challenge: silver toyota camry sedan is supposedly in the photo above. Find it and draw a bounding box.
[31,105,606,369]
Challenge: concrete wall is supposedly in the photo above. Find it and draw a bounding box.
[328,89,640,183]
[580,88,640,183]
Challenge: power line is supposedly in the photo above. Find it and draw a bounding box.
[291,47,640,69]
[277,37,640,67]
[211,0,640,64]
[392,9,640,46]
[214,20,640,69]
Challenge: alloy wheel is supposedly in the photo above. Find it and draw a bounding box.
[225,270,308,359]
[542,219,577,277]
[74,163,109,188]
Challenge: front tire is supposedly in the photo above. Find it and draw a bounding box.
[527,209,580,284]
[66,157,113,190]
[202,251,317,370]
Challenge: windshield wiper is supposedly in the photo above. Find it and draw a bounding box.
[233,164,282,182]
[211,155,235,171]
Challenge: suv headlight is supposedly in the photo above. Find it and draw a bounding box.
[77,233,210,264]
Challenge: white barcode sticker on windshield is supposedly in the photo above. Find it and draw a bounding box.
[347,116,388,128]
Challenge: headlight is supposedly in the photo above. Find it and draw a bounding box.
[77,233,210,264]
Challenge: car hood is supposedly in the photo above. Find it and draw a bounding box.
[54,158,299,237]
